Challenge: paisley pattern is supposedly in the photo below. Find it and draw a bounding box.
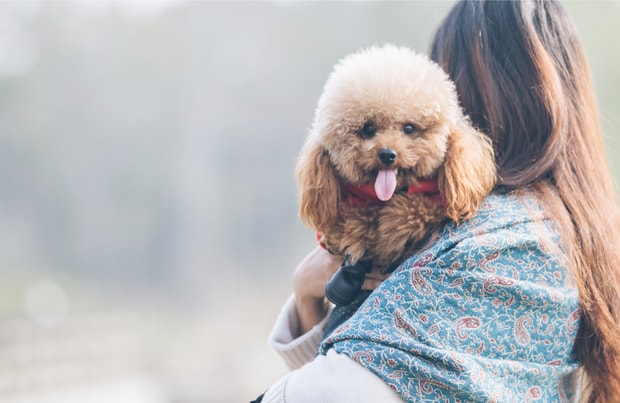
[320,192,580,402]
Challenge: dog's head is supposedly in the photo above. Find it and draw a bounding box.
[297,45,496,231]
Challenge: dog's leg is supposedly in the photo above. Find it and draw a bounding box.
[319,206,380,265]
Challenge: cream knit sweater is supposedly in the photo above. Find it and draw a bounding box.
[262,295,402,403]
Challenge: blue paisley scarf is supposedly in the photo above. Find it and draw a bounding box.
[320,191,580,402]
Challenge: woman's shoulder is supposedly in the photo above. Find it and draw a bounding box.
[407,190,568,283]
[446,190,549,238]
[432,190,556,248]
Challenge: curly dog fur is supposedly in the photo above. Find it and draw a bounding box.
[297,45,496,270]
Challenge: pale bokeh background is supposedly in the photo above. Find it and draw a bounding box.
[0,1,618,402]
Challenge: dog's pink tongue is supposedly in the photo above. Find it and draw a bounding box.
[374,169,398,201]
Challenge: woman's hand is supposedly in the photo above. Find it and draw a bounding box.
[292,247,391,335]
[293,246,343,335]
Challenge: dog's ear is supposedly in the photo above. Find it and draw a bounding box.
[438,121,496,222]
[295,138,340,231]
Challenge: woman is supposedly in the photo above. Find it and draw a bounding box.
[261,1,620,401]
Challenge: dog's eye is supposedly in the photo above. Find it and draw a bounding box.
[403,124,417,135]
[359,122,376,138]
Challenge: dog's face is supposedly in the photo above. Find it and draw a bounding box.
[311,45,463,201]
[297,45,495,230]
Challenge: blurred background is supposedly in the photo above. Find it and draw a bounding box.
[0,1,618,402]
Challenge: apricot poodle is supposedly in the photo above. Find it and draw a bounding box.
[297,45,496,272]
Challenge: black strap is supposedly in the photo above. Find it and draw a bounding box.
[323,289,372,340]
[249,392,265,403]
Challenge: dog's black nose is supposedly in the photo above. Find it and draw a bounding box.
[378,148,397,165]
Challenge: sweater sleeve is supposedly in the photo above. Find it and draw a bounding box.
[268,294,334,370]
[261,349,403,403]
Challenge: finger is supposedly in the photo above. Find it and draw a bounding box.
[361,278,384,290]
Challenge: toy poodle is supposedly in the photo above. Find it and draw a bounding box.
[296,45,496,292]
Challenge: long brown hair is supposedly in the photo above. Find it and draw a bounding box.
[431,1,620,401]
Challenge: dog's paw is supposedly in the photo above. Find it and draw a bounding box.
[340,206,379,263]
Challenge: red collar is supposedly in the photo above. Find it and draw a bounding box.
[316,179,443,252]
[342,179,442,206]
